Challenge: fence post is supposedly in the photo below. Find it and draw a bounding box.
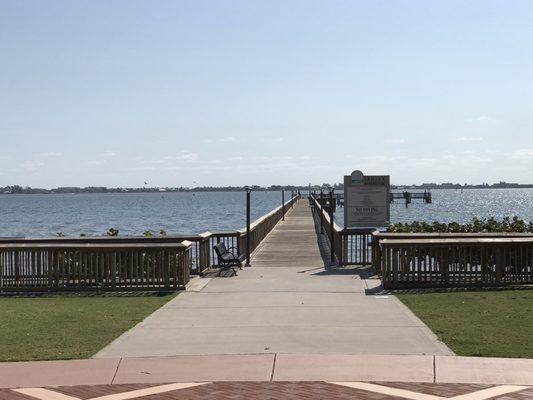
[110,251,117,287]
[180,242,192,287]
[199,232,211,273]
[246,188,251,266]
[329,189,335,265]
[164,250,170,289]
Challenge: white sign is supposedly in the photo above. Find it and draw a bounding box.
[344,171,390,228]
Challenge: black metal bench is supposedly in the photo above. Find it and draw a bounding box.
[213,242,244,275]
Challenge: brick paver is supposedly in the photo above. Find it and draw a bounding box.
[2,382,532,400]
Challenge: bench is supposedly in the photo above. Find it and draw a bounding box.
[213,242,244,275]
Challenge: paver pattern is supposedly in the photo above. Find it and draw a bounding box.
[3,382,532,400]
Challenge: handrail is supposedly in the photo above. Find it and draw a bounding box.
[0,242,191,292]
[0,195,300,283]
[310,194,376,266]
[371,231,533,275]
[379,237,533,288]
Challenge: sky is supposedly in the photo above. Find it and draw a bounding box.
[1,0,533,188]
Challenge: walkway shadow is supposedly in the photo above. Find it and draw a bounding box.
[202,268,238,278]
[303,203,384,288]
[309,203,380,283]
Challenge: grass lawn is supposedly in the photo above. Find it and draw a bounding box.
[397,290,533,358]
[0,293,176,361]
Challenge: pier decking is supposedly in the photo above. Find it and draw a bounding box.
[96,201,451,358]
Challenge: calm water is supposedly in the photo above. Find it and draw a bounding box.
[1,189,533,237]
[0,191,285,237]
[334,189,533,228]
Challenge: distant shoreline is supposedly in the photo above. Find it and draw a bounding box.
[2,185,533,195]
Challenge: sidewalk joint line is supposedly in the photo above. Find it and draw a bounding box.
[111,358,122,385]
[270,353,277,381]
[433,355,436,383]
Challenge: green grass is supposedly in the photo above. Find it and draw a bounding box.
[397,290,533,358]
[0,293,176,361]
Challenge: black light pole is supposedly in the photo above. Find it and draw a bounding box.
[282,190,285,221]
[319,189,323,234]
[329,188,335,265]
[246,187,251,266]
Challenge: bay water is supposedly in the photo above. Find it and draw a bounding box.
[1,189,533,237]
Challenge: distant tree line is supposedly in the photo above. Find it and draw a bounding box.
[1,184,314,194]
[2,181,532,195]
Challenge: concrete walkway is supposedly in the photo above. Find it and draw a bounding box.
[96,201,452,358]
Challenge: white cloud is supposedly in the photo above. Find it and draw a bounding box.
[21,160,45,170]
[204,137,238,144]
[466,115,498,123]
[455,137,483,142]
[100,151,117,157]
[510,149,533,159]
[165,151,199,161]
[383,138,405,144]
[87,159,107,166]
[39,151,62,157]
[261,137,284,143]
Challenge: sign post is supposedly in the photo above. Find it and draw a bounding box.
[343,170,390,229]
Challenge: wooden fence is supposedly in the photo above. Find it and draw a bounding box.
[372,232,533,274]
[380,238,533,288]
[0,242,191,292]
[0,195,299,291]
[310,195,376,265]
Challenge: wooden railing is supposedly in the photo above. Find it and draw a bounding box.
[0,242,191,292]
[0,235,209,276]
[0,195,299,287]
[238,195,299,258]
[380,238,533,289]
[371,232,533,274]
[310,195,375,265]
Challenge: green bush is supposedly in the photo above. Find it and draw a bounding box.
[387,216,533,233]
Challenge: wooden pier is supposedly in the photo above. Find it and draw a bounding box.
[313,190,432,211]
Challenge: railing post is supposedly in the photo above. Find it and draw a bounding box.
[282,190,285,221]
[180,241,192,287]
[329,189,335,264]
[110,251,117,287]
[246,188,251,267]
[199,232,211,274]
[164,249,170,289]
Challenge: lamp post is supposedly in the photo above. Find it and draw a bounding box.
[319,189,323,233]
[246,187,251,266]
[329,188,335,265]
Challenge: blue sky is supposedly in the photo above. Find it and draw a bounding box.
[1,0,533,188]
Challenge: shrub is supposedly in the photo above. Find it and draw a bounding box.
[387,216,533,233]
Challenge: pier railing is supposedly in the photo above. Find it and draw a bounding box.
[371,232,533,274]
[0,195,299,290]
[310,195,376,265]
[0,242,191,292]
[380,238,533,288]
